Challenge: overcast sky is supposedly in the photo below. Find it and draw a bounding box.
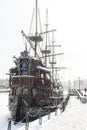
[0,0,87,81]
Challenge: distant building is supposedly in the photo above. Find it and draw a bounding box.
[62,79,87,90]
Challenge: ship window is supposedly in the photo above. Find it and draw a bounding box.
[35,70,40,77]
[16,87,21,95]
[32,88,37,96]
[23,88,28,95]
[22,62,27,68]
[20,59,28,69]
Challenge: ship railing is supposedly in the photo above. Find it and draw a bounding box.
[10,75,52,90]
[10,75,35,88]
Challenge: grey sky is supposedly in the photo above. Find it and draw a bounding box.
[0,0,87,81]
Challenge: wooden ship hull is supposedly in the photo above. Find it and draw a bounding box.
[8,58,63,121]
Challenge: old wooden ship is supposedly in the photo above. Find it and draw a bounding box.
[8,0,64,122]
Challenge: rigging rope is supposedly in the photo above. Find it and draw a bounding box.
[28,8,35,35]
[38,8,43,34]
[14,115,27,124]
[13,112,39,124]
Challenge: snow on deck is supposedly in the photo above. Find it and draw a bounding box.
[0,93,87,130]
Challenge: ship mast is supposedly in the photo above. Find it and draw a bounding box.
[35,0,38,57]
[49,32,56,77]
[45,9,49,67]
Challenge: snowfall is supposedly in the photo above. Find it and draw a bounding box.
[0,92,87,130]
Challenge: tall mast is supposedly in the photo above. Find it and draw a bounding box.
[45,9,49,67]
[35,0,38,57]
[51,32,55,76]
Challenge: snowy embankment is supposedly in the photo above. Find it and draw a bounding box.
[0,92,87,130]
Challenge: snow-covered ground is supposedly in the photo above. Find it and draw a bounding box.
[0,92,87,130]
